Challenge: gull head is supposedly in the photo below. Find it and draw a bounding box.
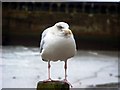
[54,22,72,37]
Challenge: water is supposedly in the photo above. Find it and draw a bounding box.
[0,46,119,88]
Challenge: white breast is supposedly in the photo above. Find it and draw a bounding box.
[41,32,76,61]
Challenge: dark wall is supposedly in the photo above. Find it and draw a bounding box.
[2,2,120,50]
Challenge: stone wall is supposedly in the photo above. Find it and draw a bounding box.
[2,2,119,50]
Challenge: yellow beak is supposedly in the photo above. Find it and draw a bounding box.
[64,29,72,36]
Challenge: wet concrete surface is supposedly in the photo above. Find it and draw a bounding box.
[0,46,119,88]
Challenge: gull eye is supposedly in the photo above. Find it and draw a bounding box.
[57,25,63,30]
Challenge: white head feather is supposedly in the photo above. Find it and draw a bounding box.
[54,22,69,30]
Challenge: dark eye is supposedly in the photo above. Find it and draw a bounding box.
[57,25,63,29]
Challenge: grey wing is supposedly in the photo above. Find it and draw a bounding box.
[40,39,44,53]
[40,29,48,53]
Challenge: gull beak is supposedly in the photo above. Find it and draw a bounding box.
[64,29,72,36]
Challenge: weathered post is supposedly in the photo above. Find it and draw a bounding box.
[37,81,70,90]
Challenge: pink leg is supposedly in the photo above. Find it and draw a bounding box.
[43,60,52,82]
[48,60,51,80]
[64,60,67,80]
[63,60,73,87]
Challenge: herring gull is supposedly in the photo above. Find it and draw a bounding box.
[40,22,76,86]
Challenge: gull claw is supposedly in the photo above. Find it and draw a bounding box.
[63,79,73,88]
[43,78,53,82]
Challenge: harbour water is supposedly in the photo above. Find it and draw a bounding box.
[0,46,119,88]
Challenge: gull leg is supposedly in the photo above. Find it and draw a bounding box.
[43,60,52,82]
[64,60,67,80]
[63,60,73,87]
[48,60,51,80]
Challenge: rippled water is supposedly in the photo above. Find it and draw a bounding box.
[0,46,119,88]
